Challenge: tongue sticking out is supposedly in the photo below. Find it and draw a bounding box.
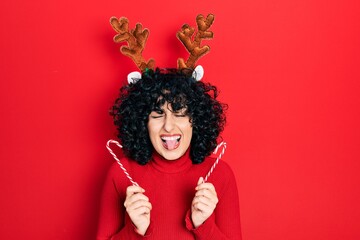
[164,139,178,150]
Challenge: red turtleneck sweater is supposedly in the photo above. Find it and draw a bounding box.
[97,150,242,240]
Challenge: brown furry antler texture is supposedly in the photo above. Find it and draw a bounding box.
[176,14,215,69]
[110,17,155,72]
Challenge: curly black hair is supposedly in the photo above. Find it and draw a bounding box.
[110,68,227,165]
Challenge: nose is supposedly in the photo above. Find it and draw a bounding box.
[163,114,175,132]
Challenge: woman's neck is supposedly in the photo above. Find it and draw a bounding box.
[150,148,193,173]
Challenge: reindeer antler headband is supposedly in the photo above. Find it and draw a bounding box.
[109,14,215,83]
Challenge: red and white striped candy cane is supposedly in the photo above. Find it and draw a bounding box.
[106,140,139,186]
[204,141,227,182]
[106,140,227,186]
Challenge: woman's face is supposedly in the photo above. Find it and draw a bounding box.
[147,102,192,160]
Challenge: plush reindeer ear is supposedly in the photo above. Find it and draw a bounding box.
[110,17,156,72]
[176,14,215,70]
[192,65,204,81]
[127,71,142,84]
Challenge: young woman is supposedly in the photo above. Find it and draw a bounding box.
[96,69,242,239]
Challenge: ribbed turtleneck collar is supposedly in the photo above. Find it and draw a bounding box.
[150,148,193,173]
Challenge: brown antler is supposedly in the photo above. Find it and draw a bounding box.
[110,17,155,72]
[176,14,215,69]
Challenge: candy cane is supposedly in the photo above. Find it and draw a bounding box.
[106,140,139,186]
[204,141,227,182]
[106,140,226,185]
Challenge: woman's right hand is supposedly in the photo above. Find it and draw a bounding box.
[124,185,152,236]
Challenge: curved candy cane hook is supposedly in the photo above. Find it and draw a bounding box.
[203,141,227,183]
[106,140,139,186]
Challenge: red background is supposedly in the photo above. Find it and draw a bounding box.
[1,0,359,239]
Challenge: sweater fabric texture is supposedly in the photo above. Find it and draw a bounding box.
[97,149,242,240]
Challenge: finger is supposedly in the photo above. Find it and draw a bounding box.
[126,185,145,196]
[127,193,149,202]
[124,193,149,207]
[195,189,218,201]
[193,201,214,213]
[128,199,152,212]
[130,205,152,216]
[192,195,216,208]
[197,177,204,186]
[127,199,152,212]
[195,189,213,197]
[196,182,216,193]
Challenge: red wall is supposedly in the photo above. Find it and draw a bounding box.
[1,0,359,239]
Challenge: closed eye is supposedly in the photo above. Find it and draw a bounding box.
[150,114,163,119]
[150,110,164,119]
[174,109,187,117]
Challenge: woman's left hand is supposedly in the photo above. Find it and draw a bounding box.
[191,177,219,228]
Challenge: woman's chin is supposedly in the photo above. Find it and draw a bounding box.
[158,148,185,161]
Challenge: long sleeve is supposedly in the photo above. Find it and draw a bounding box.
[96,163,153,240]
[185,161,242,240]
[98,154,241,239]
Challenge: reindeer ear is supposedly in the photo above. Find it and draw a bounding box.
[192,65,204,81]
[127,71,142,84]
